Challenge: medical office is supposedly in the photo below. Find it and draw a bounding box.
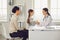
[0,0,60,40]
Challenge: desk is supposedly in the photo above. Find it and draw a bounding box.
[29,25,60,40]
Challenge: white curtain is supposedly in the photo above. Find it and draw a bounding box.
[0,0,7,22]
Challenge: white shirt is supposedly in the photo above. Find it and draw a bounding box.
[9,14,19,33]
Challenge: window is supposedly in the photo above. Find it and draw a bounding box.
[34,0,48,21]
[50,0,60,22]
[34,0,60,22]
[0,0,7,22]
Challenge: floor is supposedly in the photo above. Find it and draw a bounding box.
[0,35,6,40]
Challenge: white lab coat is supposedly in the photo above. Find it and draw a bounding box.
[40,15,52,27]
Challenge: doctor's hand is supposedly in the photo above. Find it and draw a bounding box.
[36,20,40,25]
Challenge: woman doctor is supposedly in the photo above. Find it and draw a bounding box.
[37,8,52,27]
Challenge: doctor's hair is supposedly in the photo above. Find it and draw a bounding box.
[27,9,34,24]
[12,6,20,13]
[43,8,50,16]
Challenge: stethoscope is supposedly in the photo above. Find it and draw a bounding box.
[43,15,49,21]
